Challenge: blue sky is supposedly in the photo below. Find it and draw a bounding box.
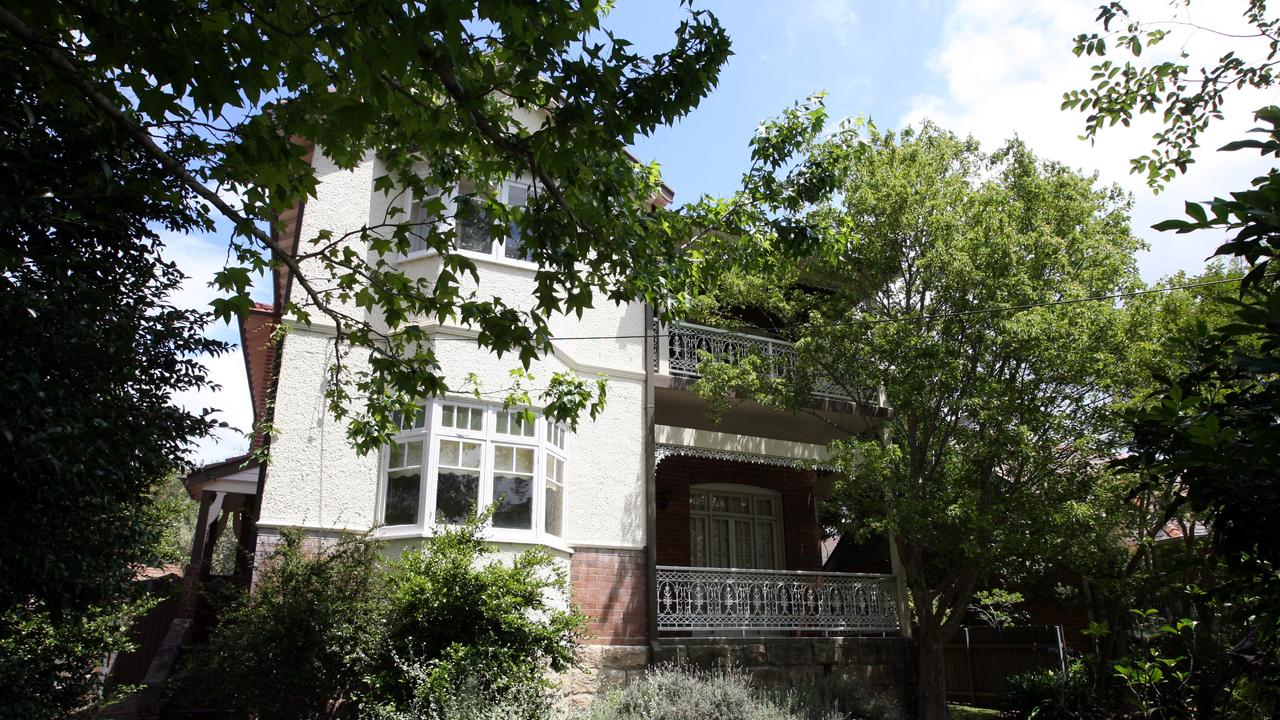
[172,0,1279,463]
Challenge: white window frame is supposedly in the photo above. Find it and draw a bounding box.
[396,178,534,266]
[689,483,784,570]
[375,400,570,548]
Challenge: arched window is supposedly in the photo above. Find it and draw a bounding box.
[689,484,783,570]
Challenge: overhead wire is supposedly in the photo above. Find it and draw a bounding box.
[423,272,1267,342]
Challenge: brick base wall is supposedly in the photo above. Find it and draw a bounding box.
[570,547,648,645]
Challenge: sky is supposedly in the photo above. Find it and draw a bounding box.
[170,0,1280,465]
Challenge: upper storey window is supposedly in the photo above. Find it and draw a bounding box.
[402,179,532,263]
[379,401,570,544]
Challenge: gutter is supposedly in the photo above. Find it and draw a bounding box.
[643,304,660,655]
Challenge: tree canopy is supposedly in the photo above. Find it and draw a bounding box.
[0,29,224,717]
[1064,0,1280,188]
[0,0,735,450]
[692,115,1147,720]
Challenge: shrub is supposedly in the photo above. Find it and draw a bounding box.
[363,518,583,715]
[1002,660,1108,720]
[581,665,808,720]
[771,674,902,720]
[0,599,148,720]
[181,515,583,719]
[179,528,385,720]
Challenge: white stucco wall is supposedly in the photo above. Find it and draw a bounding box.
[259,148,648,552]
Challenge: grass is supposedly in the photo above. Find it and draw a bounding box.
[948,705,1002,719]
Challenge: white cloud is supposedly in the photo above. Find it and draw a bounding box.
[171,346,253,465]
[903,0,1280,281]
[161,230,261,465]
[787,0,860,47]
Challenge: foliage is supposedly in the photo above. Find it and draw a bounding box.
[150,473,199,568]
[0,598,151,720]
[0,0,746,450]
[694,110,1145,720]
[1118,110,1280,636]
[361,666,556,720]
[0,27,224,719]
[180,528,386,720]
[768,673,903,720]
[967,589,1028,630]
[1003,660,1110,720]
[182,516,583,720]
[1064,0,1280,188]
[580,665,823,720]
[1113,610,1196,718]
[364,516,584,715]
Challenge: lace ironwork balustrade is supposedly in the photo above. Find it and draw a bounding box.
[665,322,854,401]
[655,566,900,633]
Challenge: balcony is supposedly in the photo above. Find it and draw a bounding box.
[655,566,900,635]
[661,322,857,402]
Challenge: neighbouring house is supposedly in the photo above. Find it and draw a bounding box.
[178,114,919,706]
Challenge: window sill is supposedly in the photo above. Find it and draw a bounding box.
[392,248,538,273]
[372,524,572,554]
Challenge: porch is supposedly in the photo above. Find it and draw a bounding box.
[650,436,905,638]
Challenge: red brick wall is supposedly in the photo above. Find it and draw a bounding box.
[570,548,647,645]
[654,456,822,571]
[1019,568,1092,651]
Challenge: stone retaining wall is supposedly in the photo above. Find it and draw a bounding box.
[565,637,916,714]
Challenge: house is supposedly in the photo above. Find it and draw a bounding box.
[180,122,917,705]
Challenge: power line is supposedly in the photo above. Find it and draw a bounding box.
[425,273,1265,342]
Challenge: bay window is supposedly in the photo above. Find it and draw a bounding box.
[379,401,569,543]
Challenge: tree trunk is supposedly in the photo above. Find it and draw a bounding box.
[917,631,949,720]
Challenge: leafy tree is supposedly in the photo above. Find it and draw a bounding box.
[0,0,736,450]
[0,30,224,719]
[1063,0,1280,188]
[693,117,1145,720]
[1119,111,1280,631]
[1067,4,1280,709]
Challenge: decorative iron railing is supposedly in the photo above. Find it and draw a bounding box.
[664,322,854,401]
[655,565,900,633]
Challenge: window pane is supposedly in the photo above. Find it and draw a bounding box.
[691,517,707,566]
[544,482,563,536]
[438,439,459,467]
[384,470,420,526]
[497,410,534,437]
[407,188,438,254]
[389,440,422,470]
[514,446,534,474]
[728,496,751,514]
[469,408,482,431]
[456,196,492,252]
[492,472,533,529]
[504,184,528,260]
[494,444,513,470]
[754,498,774,517]
[755,522,776,569]
[459,440,481,468]
[435,468,479,524]
[734,519,754,568]
[709,518,729,567]
[690,492,707,511]
[393,408,424,431]
[442,405,455,427]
